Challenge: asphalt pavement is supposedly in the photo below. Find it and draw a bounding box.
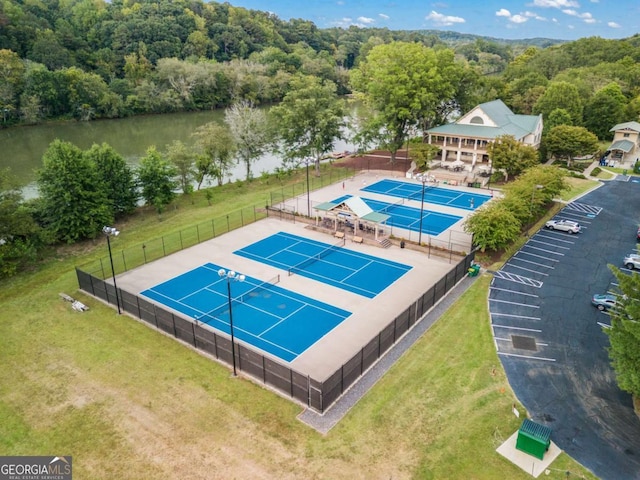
[492,178,640,479]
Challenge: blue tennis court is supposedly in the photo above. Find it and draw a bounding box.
[233,231,412,298]
[141,262,351,362]
[362,178,491,210]
[332,194,462,236]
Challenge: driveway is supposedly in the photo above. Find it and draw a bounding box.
[491,179,640,479]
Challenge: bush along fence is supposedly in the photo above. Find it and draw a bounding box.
[76,251,475,413]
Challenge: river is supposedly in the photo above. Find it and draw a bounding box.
[0,108,356,199]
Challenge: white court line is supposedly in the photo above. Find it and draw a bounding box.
[534,233,575,244]
[504,263,549,276]
[493,324,542,332]
[515,250,560,263]
[511,256,555,269]
[498,352,556,362]
[524,245,565,256]
[489,287,539,298]
[528,238,570,250]
[489,298,539,308]
[491,313,541,320]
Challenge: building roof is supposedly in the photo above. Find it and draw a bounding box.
[427,99,540,141]
[610,121,640,133]
[313,197,390,224]
[609,139,635,153]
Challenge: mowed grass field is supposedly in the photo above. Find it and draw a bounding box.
[0,170,598,479]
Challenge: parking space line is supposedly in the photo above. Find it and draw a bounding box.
[495,337,549,347]
[565,202,602,215]
[535,233,575,244]
[498,352,556,362]
[492,324,542,332]
[505,263,549,276]
[597,322,612,329]
[514,251,560,263]
[492,271,543,287]
[557,210,593,220]
[511,256,554,269]
[528,239,570,250]
[489,287,538,298]
[524,245,565,256]
[491,313,541,320]
[489,298,539,308]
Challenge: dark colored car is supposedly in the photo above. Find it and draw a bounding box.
[636,226,640,241]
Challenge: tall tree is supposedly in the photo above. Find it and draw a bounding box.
[137,146,177,215]
[0,168,40,278]
[270,75,345,174]
[545,125,599,167]
[583,83,626,140]
[85,143,138,218]
[165,140,196,194]
[37,140,111,243]
[224,100,270,181]
[606,266,640,405]
[192,122,236,188]
[463,202,521,252]
[486,135,539,181]
[350,41,458,163]
[533,81,583,125]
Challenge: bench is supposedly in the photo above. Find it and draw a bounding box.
[334,231,345,239]
[352,236,363,244]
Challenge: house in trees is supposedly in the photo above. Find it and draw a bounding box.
[607,122,640,164]
[425,99,543,171]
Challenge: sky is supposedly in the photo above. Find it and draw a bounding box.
[225,0,639,41]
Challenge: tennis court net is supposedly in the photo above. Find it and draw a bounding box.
[288,237,346,276]
[407,183,435,201]
[378,197,405,215]
[197,274,281,324]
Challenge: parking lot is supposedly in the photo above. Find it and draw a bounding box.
[491,179,640,479]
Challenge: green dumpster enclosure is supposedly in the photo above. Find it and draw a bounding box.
[516,419,551,460]
[468,264,480,277]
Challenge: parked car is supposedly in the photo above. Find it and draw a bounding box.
[624,253,640,270]
[636,226,640,241]
[591,294,617,311]
[544,219,581,234]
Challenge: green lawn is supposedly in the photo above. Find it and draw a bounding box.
[0,168,597,479]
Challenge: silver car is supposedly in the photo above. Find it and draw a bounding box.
[544,219,581,234]
[624,253,640,270]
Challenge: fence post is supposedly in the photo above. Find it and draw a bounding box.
[121,250,127,272]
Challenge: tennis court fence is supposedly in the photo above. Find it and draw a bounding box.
[76,251,476,413]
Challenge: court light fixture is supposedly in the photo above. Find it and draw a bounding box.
[102,226,121,314]
[218,268,245,376]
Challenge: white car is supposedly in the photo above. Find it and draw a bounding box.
[544,219,581,234]
[624,253,640,270]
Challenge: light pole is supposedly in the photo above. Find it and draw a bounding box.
[417,175,428,245]
[305,159,311,217]
[102,226,121,314]
[218,268,245,376]
[530,184,544,217]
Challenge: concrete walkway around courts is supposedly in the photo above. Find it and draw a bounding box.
[298,273,479,434]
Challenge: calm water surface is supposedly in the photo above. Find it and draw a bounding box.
[0,109,355,198]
